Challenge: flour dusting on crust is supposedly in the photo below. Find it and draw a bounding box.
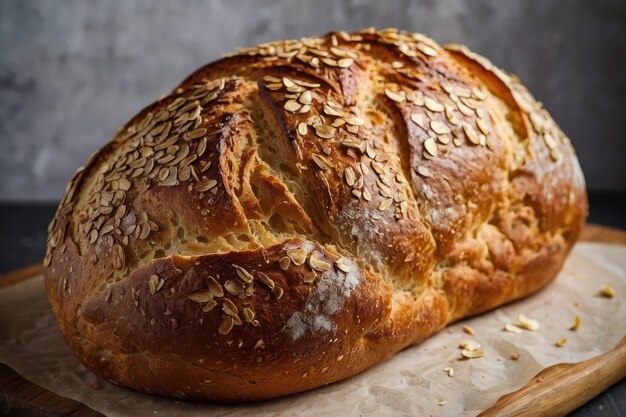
[284,257,361,340]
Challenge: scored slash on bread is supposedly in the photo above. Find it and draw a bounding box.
[43,28,587,402]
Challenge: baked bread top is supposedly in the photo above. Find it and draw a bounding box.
[44,28,587,401]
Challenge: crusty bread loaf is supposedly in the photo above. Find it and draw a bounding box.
[44,28,587,402]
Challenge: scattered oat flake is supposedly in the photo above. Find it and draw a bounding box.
[278,256,291,270]
[461,349,486,359]
[284,100,301,112]
[273,286,284,299]
[287,248,307,265]
[416,165,432,178]
[504,323,523,334]
[517,314,540,331]
[462,325,475,335]
[385,88,405,103]
[570,315,581,331]
[459,340,480,351]
[187,289,213,303]
[308,251,331,272]
[443,367,454,377]
[148,274,158,296]
[218,316,234,335]
[437,400,447,406]
[556,337,568,348]
[599,284,615,298]
[315,124,336,139]
[335,258,351,272]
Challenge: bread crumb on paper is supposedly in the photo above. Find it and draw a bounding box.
[570,315,581,331]
[517,314,540,331]
[556,337,567,347]
[504,323,523,334]
[459,340,485,359]
[599,284,615,298]
[462,325,475,335]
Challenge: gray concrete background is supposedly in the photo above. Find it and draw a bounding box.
[1,0,625,201]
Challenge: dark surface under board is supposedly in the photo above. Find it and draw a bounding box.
[0,192,625,416]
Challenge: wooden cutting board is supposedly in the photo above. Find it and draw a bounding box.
[0,223,625,417]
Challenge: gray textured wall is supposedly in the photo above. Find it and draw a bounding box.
[1,0,625,201]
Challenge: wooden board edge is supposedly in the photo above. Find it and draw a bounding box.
[579,223,626,245]
[0,364,103,417]
[479,335,626,417]
[0,263,43,289]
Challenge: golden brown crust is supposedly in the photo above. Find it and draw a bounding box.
[43,28,587,401]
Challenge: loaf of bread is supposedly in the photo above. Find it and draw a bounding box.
[44,28,587,402]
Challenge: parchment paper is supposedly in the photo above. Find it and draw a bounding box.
[0,242,625,417]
